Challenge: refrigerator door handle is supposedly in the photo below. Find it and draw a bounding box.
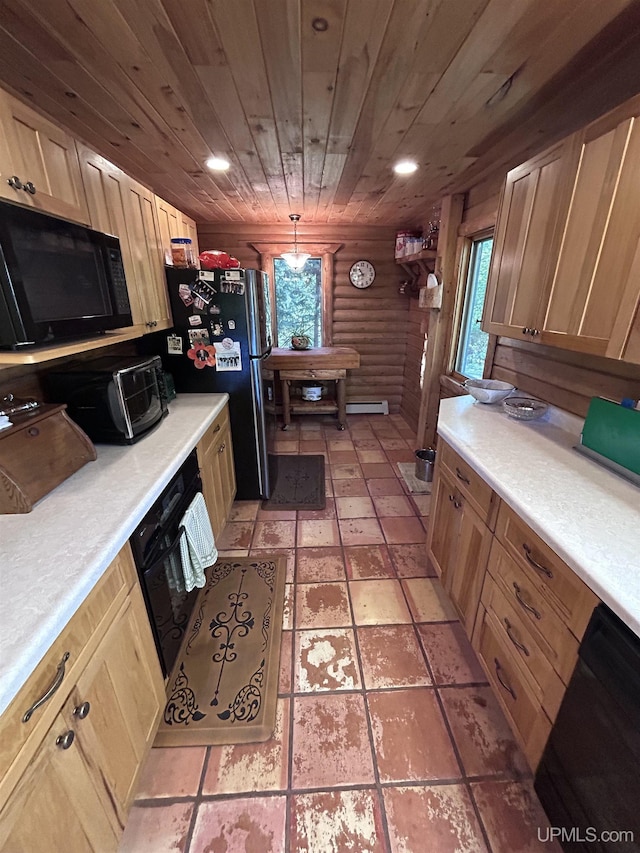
[249,357,270,498]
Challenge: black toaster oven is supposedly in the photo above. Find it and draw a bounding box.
[44,354,168,444]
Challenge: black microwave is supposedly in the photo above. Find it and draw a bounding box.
[44,355,168,444]
[0,200,132,349]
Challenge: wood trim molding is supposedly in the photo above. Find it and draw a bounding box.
[250,243,342,347]
[416,193,465,448]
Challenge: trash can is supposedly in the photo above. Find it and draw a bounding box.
[415,448,436,482]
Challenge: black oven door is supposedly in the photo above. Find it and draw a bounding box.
[141,521,199,676]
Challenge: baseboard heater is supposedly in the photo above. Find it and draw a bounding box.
[346,398,389,415]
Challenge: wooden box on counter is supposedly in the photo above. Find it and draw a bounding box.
[0,404,96,513]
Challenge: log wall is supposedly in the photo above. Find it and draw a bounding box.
[197,223,408,413]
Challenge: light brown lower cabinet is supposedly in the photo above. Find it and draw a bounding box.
[197,404,237,541]
[428,438,600,772]
[0,545,165,853]
[427,447,494,636]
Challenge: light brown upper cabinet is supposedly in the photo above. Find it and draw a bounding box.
[155,196,199,266]
[483,93,640,365]
[544,100,640,361]
[482,138,578,342]
[78,146,171,332]
[0,91,89,224]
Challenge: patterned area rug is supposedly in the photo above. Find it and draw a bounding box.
[397,462,433,494]
[156,556,286,746]
[262,453,326,510]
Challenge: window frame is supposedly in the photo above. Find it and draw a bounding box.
[251,242,341,347]
[448,227,494,383]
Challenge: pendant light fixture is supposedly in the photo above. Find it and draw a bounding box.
[281,213,310,271]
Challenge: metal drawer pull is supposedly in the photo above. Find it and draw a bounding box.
[218,442,225,452]
[56,730,75,750]
[22,651,70,722]
[212,423,221,433]
[522,543,553,579]
[494,658,517,700]
[7,175,23,190]
[448,494,461,509]
[512,582,541,620]
[23,181,36,195]
[504,618,530,656]
[73,701,91,720]
[455,467,470,485]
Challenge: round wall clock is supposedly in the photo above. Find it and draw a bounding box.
[349,260,376,288]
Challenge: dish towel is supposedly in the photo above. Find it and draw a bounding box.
[178,491,218,592]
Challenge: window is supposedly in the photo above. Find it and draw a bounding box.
[272,257,323,347]
[455,235,493,379]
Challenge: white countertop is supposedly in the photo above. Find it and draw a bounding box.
[0,394,228,717]
[438,396,640,639]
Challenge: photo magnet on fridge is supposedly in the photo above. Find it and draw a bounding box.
[178,283,194,307]
[188,328,211,347]
[167,334,183,355]
[211,320,224,337]
[214,339,242,371]
[188,314,202,326]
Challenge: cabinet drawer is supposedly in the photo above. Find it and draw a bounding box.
[487,538,579,684]
[280,369,346,380]
[495,502,599,640]
[473,605,552,771]
[0,547,131,793]
[480,572,566,721]
[439,441,498,527]
[201,405,230,449]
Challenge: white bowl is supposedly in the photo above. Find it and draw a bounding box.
[463,379,516,404]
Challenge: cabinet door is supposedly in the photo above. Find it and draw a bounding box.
[544,108,640,358]
[218,419,236,526]
[179,210,200,257]
[66,585,164,825]
[126,180,172,331]
[0,92,89,224]
[426,467,462,584]
[482,139,576,340]
[197,408,236,541]
[77,145,144,326]
[447,498,493,636]
[154,196,181,265]
[0,704,119,853]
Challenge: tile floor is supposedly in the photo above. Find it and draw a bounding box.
[119,413,559,853]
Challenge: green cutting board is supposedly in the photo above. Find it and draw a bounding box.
[581,397,640,477]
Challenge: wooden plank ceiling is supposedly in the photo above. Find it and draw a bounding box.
[0,0,640,226]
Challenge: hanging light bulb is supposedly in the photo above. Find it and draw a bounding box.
[281,214,311,271]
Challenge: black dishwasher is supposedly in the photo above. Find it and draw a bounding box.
[129,450,202,677]
[535,604,640,852]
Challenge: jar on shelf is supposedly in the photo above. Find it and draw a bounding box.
[170,237,196,268]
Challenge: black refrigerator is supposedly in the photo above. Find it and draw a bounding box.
[162,266,272,500]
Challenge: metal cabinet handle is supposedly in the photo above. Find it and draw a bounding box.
[56,730,75,750]
[218,442,225,453]
[7,175,23,190]
[531,328,539,337]
[494,658,517,700]
[455,467,470,485]
[448,494,461,509]
[23,181,36,195]
[212,424,221,433]
[504,618,530,656]
[512,582,541,620]
[522,327,530,335]
[22,651,70,722]
[73,701,91,720]
[522,543,553,579]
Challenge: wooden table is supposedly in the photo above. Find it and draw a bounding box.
[262,347,360,430]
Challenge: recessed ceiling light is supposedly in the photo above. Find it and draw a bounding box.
[206,156,230,171]
[393,160,418,175]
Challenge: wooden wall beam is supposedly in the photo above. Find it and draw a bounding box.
[416,193,465,448]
